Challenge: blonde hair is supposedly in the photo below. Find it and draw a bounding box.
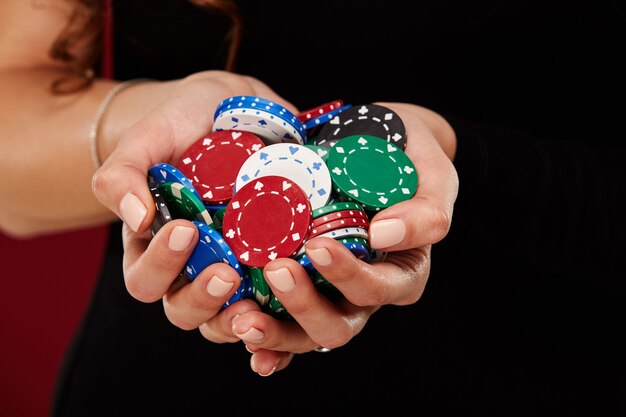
[51,0,241,93]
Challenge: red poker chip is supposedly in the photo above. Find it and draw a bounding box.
[310,217,370,236]
[177,130,265,205]
[222,175,312,267]
[297,99,344,123]
[311,209,369,229]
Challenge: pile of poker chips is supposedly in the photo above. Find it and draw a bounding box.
[146,95,418,317]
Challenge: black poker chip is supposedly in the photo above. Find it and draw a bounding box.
[315,103,407,150]
[148,178,173,235]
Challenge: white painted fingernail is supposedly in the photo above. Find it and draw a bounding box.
[236,327,265,343]
[369,218,406,249]
[168,226,195,251]
[119,193,147,232]
[207,275,234,297]
[265,267,295,293]
[306,246,333,267]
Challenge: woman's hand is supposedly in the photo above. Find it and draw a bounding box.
[227,102,459,375]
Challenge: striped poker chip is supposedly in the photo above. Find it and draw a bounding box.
[308,226,369,241]
[235,143,332,210]
[296,240,370,272]
[309,217,370,236]
[148,177,172,235]
[176,130,265,205]
[297,99,344,123]
[302,104,352,131]
[186,221,244,279]
[311,208,369,228]
[215,96,304,134]
[157,182,213,226]
[327,135,417,211]
[222,175,312,268]
[148,162,203,203]
[312,201,365,219]
[295,235,370,257]
[315,104,407,150]
[213,107,305,145]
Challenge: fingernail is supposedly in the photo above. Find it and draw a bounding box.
[231,314,240,335]
[265,267,295,293]
[119,193,147,232]
[207,275,234,297]
[369,218,406,249]
[168,226,195,251]
[306,246,333,267]
[236,327,265,343]
[250,355,277,377]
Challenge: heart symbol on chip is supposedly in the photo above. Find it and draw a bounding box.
[231,131,242,139]
[240,251,250,261]
[268,252,277,261]
[349,189,359,197]
[317,149,328,157]
[282,181,292,191]
[160,169,167,178]
[378,196,389,204]
[387,144,397,152]
[330,117,340,125]
[289,146,299,154]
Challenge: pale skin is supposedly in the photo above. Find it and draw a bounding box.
[1,0,459,376]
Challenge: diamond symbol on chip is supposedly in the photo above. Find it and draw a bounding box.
[384,112,394,120]
[254,181,264,191]
[296,203,307,213]
[282,181,292,191]
[358,137,368,145]
[402,188,411,194]
[182,157,192,165]
[336,146,345,154]
[291,232,301,241]
[358,106,369,115]
[225,229,235,238]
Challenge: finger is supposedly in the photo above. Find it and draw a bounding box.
[305,237,430,306]
[122,219,197,303]
[197,298,261,343]
[249,349,295,377]
[162,261,245,330]
[232,259,371,351]
[368,103,459,251]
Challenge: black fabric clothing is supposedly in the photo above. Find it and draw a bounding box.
[53,1,626,416]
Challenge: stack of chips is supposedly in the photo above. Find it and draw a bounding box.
[146,95,418,318]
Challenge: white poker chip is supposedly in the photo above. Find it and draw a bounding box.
[235,143,332,210]
[213,107,304,145]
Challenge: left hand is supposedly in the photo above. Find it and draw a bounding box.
[221,102,460,376]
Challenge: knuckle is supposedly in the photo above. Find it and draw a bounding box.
[124,277,161,303]
[316,327,353,350]
[427,203,452,242]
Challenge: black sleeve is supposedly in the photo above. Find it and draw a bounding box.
[446,115,626,294]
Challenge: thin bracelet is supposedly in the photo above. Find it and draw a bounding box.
[89,78,152,171]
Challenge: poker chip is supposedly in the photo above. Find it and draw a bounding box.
[215,96,302,130]
[235,143,332,210]
[212,207,227,233]
[148,178,172,235]
[157,182,214,225]
[213,107,305,145]
[188,220,244,277]
[296,240,370,272]
[295,235,369,257]
[249,267,270,306]
[308,270,342,299]
[222,175,312,268]
[302,104,352,131]
[315,104,407,150]
[310,217,370,236]
[176,130,265,205]
[327,135,418,211]
[147,162,203,203]
[311,201,365,219]
[297,99,344,123]
[309,226,369,241]
[311,208,368,229]
[185,222,224,280]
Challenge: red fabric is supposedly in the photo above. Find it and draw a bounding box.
[0,2,115,416]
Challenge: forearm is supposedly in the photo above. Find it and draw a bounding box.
[0,67,175,237]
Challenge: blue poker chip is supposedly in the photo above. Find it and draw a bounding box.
[187,221,244,279]
[213,108,306,145]
[203,202,229,215]
[302,104,352,131]
[215,96,303,132]
[297,241,371,272]
[148,162,203,203]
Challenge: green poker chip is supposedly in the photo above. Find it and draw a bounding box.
[311,201,364,219]
[268,295,292,320]
[157,181,213,225]
[327,135,418,211]
[249,267,270,306]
